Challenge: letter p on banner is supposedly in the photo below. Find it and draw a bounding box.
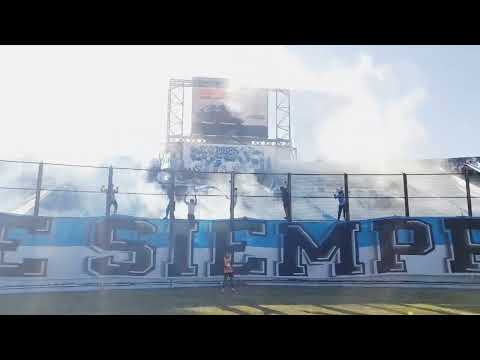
[373,219,434,273]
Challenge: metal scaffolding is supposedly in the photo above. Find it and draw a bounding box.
[274,89,291,144]
[167,79,191,142]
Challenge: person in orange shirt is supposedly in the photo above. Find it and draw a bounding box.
[222,251,236,293]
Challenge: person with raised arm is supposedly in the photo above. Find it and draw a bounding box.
[184,193,198,221]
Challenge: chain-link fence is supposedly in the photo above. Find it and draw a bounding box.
[0,159,478,220]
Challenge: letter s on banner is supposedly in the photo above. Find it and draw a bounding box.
[86,217,156,276]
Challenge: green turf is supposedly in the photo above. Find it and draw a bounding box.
[1,285,480,314]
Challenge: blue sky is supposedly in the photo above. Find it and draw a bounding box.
[290,45,480,159]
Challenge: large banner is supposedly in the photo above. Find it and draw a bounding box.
[191,77,268,139]
[182,143,269,173]
[1,213,480,293]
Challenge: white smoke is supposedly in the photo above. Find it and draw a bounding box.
[0,46,429,168]
[0,46,439,218]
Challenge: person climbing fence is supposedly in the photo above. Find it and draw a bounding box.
[164,183,176,220]
[334,187,347,221]
[280,184,291,220]
[226,186,238,218]
[101,185,118,216]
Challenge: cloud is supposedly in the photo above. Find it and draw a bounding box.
[0,45,428,168]
[287,52,429,166]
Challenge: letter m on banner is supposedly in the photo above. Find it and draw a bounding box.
[277,222,364,277]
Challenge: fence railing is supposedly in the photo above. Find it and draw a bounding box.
[0,158,478,220]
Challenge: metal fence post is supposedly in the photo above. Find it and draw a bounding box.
[170,168,176,220]
[287,173,292,222]
[403,173,410,217]
[230,172,235,221]
[105,166,113,217]
[344,173,350,221]
[33,161,44,217]
[465,166,473,217]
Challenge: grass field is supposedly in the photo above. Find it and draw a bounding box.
[1,285,480,314]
